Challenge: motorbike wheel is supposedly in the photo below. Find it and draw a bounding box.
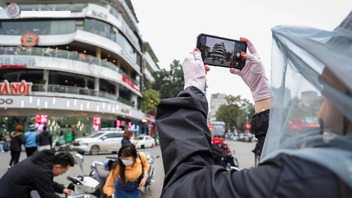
[90,145,100,155]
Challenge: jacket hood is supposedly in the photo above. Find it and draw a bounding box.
[11,131,23,137]
[31,149,56,168]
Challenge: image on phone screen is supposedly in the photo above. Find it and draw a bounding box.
[196,34,247,70]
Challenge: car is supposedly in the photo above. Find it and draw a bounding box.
[70,130,124,155]
[133,134,155,149]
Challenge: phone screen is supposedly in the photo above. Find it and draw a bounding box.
[196,33,247,70]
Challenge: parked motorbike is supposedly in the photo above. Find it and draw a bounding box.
[66,153,100,198]
[52,139,71,151]
[89,151,159,197]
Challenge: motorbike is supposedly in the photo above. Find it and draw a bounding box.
[66,153,100,198]
[90,151,159,197]
[52,138,71,151]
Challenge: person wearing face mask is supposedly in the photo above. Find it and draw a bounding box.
[156,11,352,197]
[103,144,149,198]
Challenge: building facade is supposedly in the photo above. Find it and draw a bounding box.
[209,93,228,121]
[0,0,159,138]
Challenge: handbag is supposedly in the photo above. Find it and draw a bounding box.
[137,154,151,187]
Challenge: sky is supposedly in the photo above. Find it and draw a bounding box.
[131,0,352,103]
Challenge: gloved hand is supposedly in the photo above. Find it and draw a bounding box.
[182,48,210,93]
[230,37,271,101]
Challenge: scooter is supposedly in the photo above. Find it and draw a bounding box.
[90,152,159,197]
[66,153,100,198]
[52,138,71,151]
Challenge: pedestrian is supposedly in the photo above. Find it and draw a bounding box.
[219,140,238,169]
[65,131,73,143]
[103,144,150,198]
[155,11,352,197]
[0,133,5,152]
[121,130,137,147]
[36,125,52,151]
[8,125,25,169]
[24,124,38,157]
[2,133,11,152]
[0,149,75,198]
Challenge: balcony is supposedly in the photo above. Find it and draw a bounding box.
[31,84,134,107]
[0,46,139,86]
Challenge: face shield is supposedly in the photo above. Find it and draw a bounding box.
[260,12,352,188]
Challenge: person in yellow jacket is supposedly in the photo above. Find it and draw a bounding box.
[104,144,150,198]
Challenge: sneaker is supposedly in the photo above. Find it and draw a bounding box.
[8,166,11,170]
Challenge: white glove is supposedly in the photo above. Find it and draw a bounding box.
[230,38,271,101]
[182,48,209,93]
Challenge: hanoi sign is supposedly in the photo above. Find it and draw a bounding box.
[0,80,32,95]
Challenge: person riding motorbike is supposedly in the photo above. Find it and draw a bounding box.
[156,11,352,197]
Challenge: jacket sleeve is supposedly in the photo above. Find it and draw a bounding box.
[34,171,62,198]
[53,181,65,193]
[140,152,150,175]
[103,167,119,196]
[156,87,280,197]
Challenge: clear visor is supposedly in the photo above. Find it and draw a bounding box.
[261,25,352,188]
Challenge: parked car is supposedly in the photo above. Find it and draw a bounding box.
[70,130,124,155]
[133,134,155,149]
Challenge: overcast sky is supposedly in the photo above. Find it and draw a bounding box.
[131,0,352,103]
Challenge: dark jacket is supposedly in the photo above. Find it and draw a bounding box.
[121,137,132,147]
[0,149,64,198]
[156,87,352,198]
[10,131,25,152]
[36,130,52,147]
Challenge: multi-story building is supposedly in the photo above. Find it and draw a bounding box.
[0,0,159,137]
[210,42,226,62]
[209,93,228,121]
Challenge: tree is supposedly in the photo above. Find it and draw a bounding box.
[141,88,160,112]
[215,95,253,132]
[152,60,184,99]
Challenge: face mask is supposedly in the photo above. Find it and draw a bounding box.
[121,159,134,166]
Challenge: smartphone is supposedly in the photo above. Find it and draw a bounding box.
[196,33,247,70]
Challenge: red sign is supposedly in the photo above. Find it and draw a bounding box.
[0,80,32,95]
[1,64,27,69]
[21,32,39,47]
[93,117,101,132]
[122,76,139,91]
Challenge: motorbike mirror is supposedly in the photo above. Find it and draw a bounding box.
[74,153,84,165]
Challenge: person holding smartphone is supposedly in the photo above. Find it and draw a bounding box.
[156,12,352,197]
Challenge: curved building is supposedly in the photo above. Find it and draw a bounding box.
[0,0,159,137]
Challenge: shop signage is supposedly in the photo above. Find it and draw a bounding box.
[0,98,13,104]
[122,76,139,91]
[21,32,39,47]
[121,108,130,114]
[0,64,27,69]
[0,56,35,67]
[92,10,107,19]
[0,80,32,95]
[6,3,20,18]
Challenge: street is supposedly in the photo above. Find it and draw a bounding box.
[0,141,257,198]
